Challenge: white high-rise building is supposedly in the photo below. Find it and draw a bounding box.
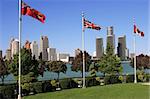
[40,36,49,61]
[31,41,39,60]
[6,49,11,60]
[57,53,70,62]
[47,48,57,61]
[11,39,19,58]
[107,26,115,53]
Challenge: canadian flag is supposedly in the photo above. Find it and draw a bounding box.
[134,25,144,37]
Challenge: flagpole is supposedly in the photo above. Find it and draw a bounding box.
[18,0,22,99]
[133,34,137,83]
[82,12,86,88]
[133,18,137,83]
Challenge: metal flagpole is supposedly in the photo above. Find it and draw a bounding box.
[18,0,22,99]
[133,34,137,83]
[82,12,86,88]
[133,18,137,83]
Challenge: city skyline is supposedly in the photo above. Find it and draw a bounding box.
[0,0,149,56]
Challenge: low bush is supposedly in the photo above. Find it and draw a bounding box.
[86,77,100,87]
[104,75,120,84]
[126,74,134,83]
[31,82,42,93]
[0,84,17,99]
[59,78,71,89]
[42,81,53,92]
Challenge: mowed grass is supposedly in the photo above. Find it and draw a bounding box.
[23,83,149,99]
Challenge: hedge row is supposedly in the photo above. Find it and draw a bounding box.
[0,74,149,99]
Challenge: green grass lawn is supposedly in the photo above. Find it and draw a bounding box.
[23,83,149,99]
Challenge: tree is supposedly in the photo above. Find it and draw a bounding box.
[38,59,46,77]
[8,48,42,82]
[47,61,67,80]
[71,51,92,75]
[131,54,150,69]
[88,62,99,77]
[0,58,9,84]
[97,43,122,76]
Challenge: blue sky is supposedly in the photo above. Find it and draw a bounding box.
[0,0,149,56]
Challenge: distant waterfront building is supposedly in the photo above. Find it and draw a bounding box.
[75,48,82,56]
[69,56,74,64]
[30,41,39,60]
[96,38,103,59]
[130,53,135,59]
[117,35,126,60]
[125,48,129,60]
[57,53,70,62]
[107,26,115,52]
[92,51,96,58]
[40,36,49,61]
[6,49,11,60]
[11,39,19,58]
[0,50,2,59]
[47,48,57,61]
[9,38,15,50]
[24,40,31,50]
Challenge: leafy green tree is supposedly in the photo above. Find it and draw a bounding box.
[8,48,42,82]
[0,58,9,84]
[97,43,122,76]
[38,59,46,77]
[47,61,67,80]
[71,51,92,75]
[88,62,99,77]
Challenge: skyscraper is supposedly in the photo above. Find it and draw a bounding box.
[107,26,113,36]
[11,39,19,58]
[117,35,126,60]
[6,49,11,60]
[9,38,15,50]
[96,38,103,59]
[47,48,57,61]
[24,40,31,50]
[30,41,38,60]
[107,26,115,51]
[40,36,49,61]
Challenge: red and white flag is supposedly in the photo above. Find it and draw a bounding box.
[22,1,46,23]
[134,25,144,37]
[83,18,101,30]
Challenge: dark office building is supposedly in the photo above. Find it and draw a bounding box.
[96,38,103,59]
[117,35,126,60]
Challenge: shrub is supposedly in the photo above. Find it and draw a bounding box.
[126,74,134,83]
[73,78,82,88]
[69,79,78,88]
[42,81,52,92]
[22,83,30,96]
[96,77,104,85]
[118,75,124,83]
[0,84,16,99]
[86,77,99,87]
[144,74,150,82]
[104,75,120,84]
[31,82,42,93]
[51,80,57,87]
[137,74,144,82]
[59,78,71,89]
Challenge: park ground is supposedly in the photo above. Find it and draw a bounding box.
[23,83,150,99]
